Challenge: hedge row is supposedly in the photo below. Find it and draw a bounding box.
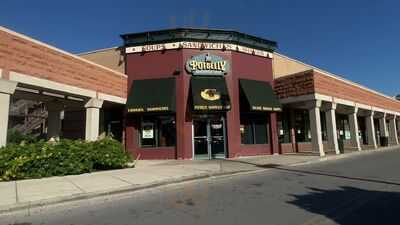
[0,137,131,181]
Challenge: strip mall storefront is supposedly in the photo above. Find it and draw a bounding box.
[3,26,400,160]
[122,29,282,159]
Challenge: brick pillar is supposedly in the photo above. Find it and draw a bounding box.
[175,71,193,159]
[270,112,279,154]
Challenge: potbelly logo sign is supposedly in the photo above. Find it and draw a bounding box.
[186,53,229,76]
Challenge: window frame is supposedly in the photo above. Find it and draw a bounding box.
[277,110,292,144]
[240,113,270,145]
[336,114,351,140]
[138,114,176,148]
[294,109,311,143]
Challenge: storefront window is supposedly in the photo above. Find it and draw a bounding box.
[320,112,327,141]
[140,115,176,148]
[240,114,269,145]
[336,114,351,140]
[386,120,390,136]
[357,116,367,145]
[295,109,311,142]
[277,111,291,143]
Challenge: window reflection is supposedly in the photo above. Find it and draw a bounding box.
[140,115,176,147]
[240,114,269,145]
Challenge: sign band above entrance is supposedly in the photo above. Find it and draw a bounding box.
[125,41,273,59]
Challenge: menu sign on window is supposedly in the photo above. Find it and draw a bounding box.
[142,122,154,139]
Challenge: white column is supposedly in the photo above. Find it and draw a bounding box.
[46,101,64,139]
[388,116,398,145]
[309,100,324,156]
[365,111,377,149]
[348,107,361,151]
[85,98,103,141]
[397,119,400,142]
[379,113,389,138]
[325,102,339,154]
[0,79,17,147]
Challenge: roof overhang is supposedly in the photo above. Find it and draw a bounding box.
[121,28,277,52]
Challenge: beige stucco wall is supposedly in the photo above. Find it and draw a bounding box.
[273,53,311,78]
[78,47,305,79]
[79,47,125,74]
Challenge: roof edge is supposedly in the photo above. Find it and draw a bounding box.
[0,26,127,78]
[77,46,122,56]
[120,27,277,52]
[274,52,398,104]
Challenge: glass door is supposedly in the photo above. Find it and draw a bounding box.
[193,119,210,159]
[210,118,226,158]
[193,115,227,159]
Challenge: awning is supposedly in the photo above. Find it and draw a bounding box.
[191,77,231,111]
[126,78,175,113]
[239,79,281,112]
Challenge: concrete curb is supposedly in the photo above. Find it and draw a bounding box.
[0,170,252,215]
[0,145,397,215]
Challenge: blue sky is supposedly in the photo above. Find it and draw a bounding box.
[1,0,399,96]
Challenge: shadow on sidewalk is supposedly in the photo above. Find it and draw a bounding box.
[287,186,400,225]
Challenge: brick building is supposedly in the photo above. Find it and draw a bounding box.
[0,26,126,146]
[1,26,399,159]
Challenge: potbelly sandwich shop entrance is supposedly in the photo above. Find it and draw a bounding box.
[122,28,281,160]
[191,75,231,159]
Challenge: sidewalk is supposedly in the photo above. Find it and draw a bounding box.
[0,146,397,214]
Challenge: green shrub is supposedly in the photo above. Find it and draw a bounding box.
[7,130,37,144]
[90,137,131,170]
[0,137,131,181]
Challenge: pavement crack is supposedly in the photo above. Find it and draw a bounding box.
[63,177,86,193]
[14,181,19,203]
[109,175,135,185]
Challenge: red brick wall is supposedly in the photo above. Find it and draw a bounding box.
[313,71,400,112]
[125,50,182,159]
[228,52,275,157]
[280,143,295,154]
[125,49,278,159]
[0,29,127,98]
[275,70,400,112]
[181,49,233,159]
[274,70,314,99]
